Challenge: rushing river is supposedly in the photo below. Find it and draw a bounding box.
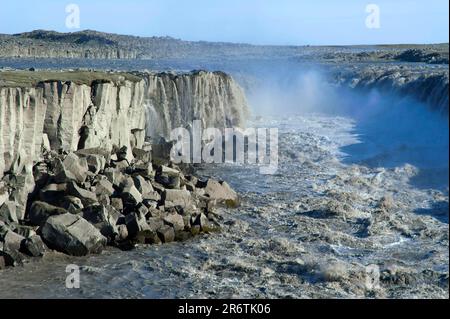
[0,105,448,298]
[0,57,448,298]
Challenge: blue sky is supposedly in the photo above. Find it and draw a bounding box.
[0,0,448,45]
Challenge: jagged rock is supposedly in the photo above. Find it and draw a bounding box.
[155,166,182,188]
[94,178,115,197]
[195,178,208,188]
[41,133,51,152]
[146,207,162,218]
[163,213,185,232]
[395,49,448,64]
[0,255,5,269]
[0,229,26,266]
[156,174,180,189]
[39,183,67,204]
[157,225,175,243]
[168,176,181,189]
[8,174,34,220]
[0,187,9,207]
[82,181,92,190]
[169,205,186,215]
[59,196,84,213]
[54,153,89,184]
[0,220,6,236]
[28,201,68,226]
[121,184,143,208]
[20,235,47,257]
[84,154,106,174]
[108,205,124,224]
[185,175,198,186]
[136,203,149,217]
[97,193,111,206]
[147,217,164,232]
[125,212,149,238]
[163,189,193,209]
[133,162,154,178]
[33,162,50,188]
[182,214,192,229]
[119,176,134,189]
[136,229,161,245]
[116,146,129,161]
[0,201,18,224]
[112,160,129,171]
[143,199,159,210]
[82,205,121,241]
[41,213,107,256]
[150,179,166,191]
[194,188,206,197]
[76,148,111,163]
[204,180,239,207]
[66,181,98,206]
[11,225,36,238]
[194,213,215,232]
[159,165,180,177]
[142,190,161,203]
[110,197,124,212]
[104,168,125,187]
[117,224,128,241]
[132,148,151,163]
[183,181,196,192]
[133,175,153,195]
[151,139,174,165]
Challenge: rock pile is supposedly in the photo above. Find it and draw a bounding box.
[0,142,239,268]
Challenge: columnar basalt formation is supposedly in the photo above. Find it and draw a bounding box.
[142,71,248,138]
[0,69,249,268]
[332,66,449,114]
[0,70,249,177]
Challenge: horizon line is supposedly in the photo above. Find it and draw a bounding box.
[2,29,449,48]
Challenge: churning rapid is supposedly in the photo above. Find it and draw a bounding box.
[0,63,447,298]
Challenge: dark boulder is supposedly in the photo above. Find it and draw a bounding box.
[20,235,47,257]
[28,201,68,226]
[66,181,98,207]
[41,213,106,256]
[157,225,175,243]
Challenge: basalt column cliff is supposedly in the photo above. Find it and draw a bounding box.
[0,70,249,178]
[0,70,249,267]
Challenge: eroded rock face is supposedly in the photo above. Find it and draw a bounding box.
[0,69,246,269]
[0,70,249,179]
[0,86,47,177]
[332,65,449,114]
[143,71,249,138]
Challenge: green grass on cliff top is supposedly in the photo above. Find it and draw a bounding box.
[0,70,142,87]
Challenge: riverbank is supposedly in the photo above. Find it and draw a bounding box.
[0,140,239,268]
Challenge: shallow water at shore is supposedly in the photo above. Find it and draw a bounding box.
[0,110,448,299]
